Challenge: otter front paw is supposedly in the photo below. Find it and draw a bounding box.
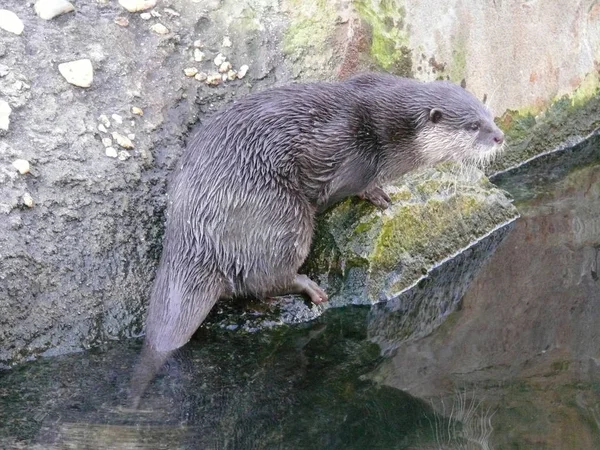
[359,186,391,210]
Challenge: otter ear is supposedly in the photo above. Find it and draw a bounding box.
[430,108,443,123]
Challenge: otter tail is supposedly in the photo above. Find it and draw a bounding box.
[129,269,222,408]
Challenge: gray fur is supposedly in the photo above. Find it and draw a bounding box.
[131,73,504,405]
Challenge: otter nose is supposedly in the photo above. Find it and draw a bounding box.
[493,132,505,145]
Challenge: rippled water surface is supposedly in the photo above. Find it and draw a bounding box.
[2,137,600,449]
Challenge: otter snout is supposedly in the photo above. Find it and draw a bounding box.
[493,130,504,145]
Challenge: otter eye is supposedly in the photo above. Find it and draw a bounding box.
[469,122,480,131]
[430,108,443,123]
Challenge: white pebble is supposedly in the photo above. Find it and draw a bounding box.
[34,0,75,20]
[112,132,134,149]
[163,7,180,16]
[218,61,232,73]
[140,12,151,20]
[0,99,11,131]
[118,150,131,161]
[184,67,198,77]
[213,53,226,67]
[101,137,112,147]
[12,159,30,175]
[131,106,143,116]
[98,124,107,133]
[226,69,237,81]
[127,133,135,140]
[222,36,232,47]
[194,72,207,82]
[23,193,34,208]
[193,39,203,48]
[237,64,249,79]
[105,147,118,158]
[58,59,93,88]
[150,10,161,17]
[194,49,205,62]
[111,113,123,125]
[118,0,156,13]
[0,9,24,35]
[98,114,110,128]
[206,73,221,86]
[150,23,169,35]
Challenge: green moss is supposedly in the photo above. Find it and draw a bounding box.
[354,0,412,75]
[415,179,444,196]
[389,188,412,202]
[448,38,467,83]
[282,0,337,56]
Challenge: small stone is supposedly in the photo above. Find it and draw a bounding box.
[112,132,134,149]
[114,16,129,26]
[118,0,156,13]
[0,64,8,77]
[150,23,169,35]
[140,12,151,19]
[221,74,227,82]
[127,133,135,140]
[98,124,107,133]
[111,113,123,125]
[0,9,24,35]
[98,114,110,128]
[163,7,180,16]
[22,193,34,208]
[34,0,75,20]
[222,36,232,47]
[101,137,112,147]
[194,49,205,62]
[218,61,232,73]
[237,64,249,79]
[193,39,203,48]
[226,69,237,81]
[194,72,207,82]
[12,159,30,175]
[0,100,11,131]
[131,106,143,116]
[58,59,94,88]
[184,67,198,77]
[205,73,221,86]
[117,150,131,161]
[105,147,118,158]
[150,10,161,17]
[213,53,226,67]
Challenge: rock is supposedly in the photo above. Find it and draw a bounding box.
[98,115,110,128]
[150,23,169,35]
[22,193,34,208]
[150,10,161,17]
[218,61,232,73]
[237,64,249,79]
[163,8,180,17]
[205,73,221,86]
[213,53,226,66]
[12,159,30,175]
[226,69,237,81]
[118,0,156,13]
[194,49,205,62]
[194,72,207,82]
[0,9,24,35]
[111,113,123,125]
[101,137,112,147]
[111,132,134,149]
[0,100,11,131]
[117,150,131,161]
[193,39,203,48]
[139,12,151,20]
[131,106,143,116]
[34,0,75,20]
[222,36,232,47]
[127,133,135,140]
[97,124,108,133]
[114,16,129,27]
[58,59,94,88]
[105,147,118,158]
[184,67,198,77]
[0,64,8,77]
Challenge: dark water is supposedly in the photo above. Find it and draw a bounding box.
[2,136,600,449]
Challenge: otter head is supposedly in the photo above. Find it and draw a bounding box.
[415,81,505,168]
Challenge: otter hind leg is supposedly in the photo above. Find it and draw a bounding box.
[266,274,328,305]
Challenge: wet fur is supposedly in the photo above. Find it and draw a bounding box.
[130,73,504,405]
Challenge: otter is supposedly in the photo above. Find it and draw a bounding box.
[130,72,504,405]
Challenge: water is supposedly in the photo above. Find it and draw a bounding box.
[1,136,600,449]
